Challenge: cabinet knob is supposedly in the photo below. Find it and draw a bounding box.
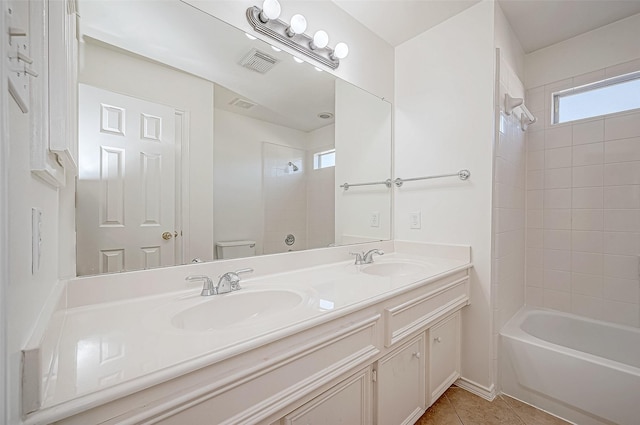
[434,337,442,343]
[412,352,421,359]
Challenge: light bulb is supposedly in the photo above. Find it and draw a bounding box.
[259,0,281,22]
[333,42,349,59]
[311,30,329,49]
[287,14,307,37]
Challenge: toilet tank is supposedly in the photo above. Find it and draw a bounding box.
[215,240,256,259]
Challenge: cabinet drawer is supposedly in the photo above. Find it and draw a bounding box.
[428,311,461,405]
[383,273,468,347]
[282,368,372,425]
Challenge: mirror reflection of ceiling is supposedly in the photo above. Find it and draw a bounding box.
[79,0,336,132]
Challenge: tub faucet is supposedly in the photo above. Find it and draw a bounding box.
[362,249,384,264]
[185,275,217,296]
[215,268,254,294]
[350,251,365,265]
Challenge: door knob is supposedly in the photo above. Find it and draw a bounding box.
[162,231,173,240]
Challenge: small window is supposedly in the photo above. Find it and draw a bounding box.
[313,149,335,170]
[553,71,640,124]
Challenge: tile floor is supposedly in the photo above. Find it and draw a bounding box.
[417,386,571,425]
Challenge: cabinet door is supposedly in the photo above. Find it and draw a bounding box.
[376,334,425,425]
[428,311,461,406]
[283,367,371,425]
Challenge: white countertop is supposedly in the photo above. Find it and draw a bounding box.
[26,242,471,423]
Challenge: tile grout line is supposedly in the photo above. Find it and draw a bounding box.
[443,393,466,425]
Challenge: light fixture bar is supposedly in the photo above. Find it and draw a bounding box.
[246,6,340,69]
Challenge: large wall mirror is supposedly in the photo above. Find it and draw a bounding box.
[75,0,392,276]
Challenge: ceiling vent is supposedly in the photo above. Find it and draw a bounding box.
[229,98,257,109]
[239,48,279,74]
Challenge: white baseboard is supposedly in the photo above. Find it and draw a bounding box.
[454,377,496,401]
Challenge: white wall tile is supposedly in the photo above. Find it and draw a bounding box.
[603,185,640,209]
[527,228,543,248]
[572,209,603,231]
[604,277,640,303]
[527,267,543,287]
[526,286,544,307]
[604,209,640,232]
[527,149,545,170]
[572,142,604,166]
[572,119,604,145]
[571,294,602,320]
[527,130,545,152]
[572,230,603,253]
[544,229,571,250]
[543,289,571,312]
[604,161,640,185]
[601,300,640,327]
[604,254,639,280]
[545,125,572,149]
[544,168,571,189]
[544,269,571,291]
[527,170,544,190]
[572,251,603,276]
[527,209,543,228]
[571,272,604,298]
[605,111,640,141]
[526,87,546,113]
[572,187,603,209]
[544,188,571,209]
[544,249,571,271]
[604,137,640,163]
[572,165,603,187]
[544,209,572,230]
[603,232,640,255]
[526,190,543,210]
[545,147,572,168]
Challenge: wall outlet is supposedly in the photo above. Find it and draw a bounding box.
[409,211,421,229]
[32,207,42,274]
[369,211,380,228]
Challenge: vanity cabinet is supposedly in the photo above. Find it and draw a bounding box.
[375,334,425,425]
[427,311,461,406]
[282,367,372,425]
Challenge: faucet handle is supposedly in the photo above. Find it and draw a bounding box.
[230,268,253,290]
[350,251,365,265]
[185,275,216,296]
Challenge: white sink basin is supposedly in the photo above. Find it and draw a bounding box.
[172,290,304,331]
[360,261,429,277]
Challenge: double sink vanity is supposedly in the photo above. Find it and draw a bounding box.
[22,241,471,425]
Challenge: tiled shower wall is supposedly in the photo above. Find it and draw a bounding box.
[493,53,526,379]
[525,61,640,327]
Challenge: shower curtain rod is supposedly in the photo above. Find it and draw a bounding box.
[504,93,537,131]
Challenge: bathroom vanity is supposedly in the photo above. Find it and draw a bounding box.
[22,241,471,425]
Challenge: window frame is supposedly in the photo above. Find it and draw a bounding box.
[552,70,640,125]
[313,148,336,170]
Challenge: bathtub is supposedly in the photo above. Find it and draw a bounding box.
[500,307,640,425]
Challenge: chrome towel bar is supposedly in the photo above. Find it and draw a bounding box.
[394,169,470,187]
[340,179,392,191]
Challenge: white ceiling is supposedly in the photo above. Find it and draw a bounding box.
[333,0,640,53]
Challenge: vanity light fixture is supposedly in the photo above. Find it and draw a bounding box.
[246,1,349,69]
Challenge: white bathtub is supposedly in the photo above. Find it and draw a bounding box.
[500,307,640,425]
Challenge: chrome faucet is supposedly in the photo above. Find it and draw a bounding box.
[215,268,254,294]
[363,249,384,264]
[185,275,217,296]
[350,249,384,265]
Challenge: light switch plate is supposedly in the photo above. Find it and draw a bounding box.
[370,211,380,228]
[409,211,421,229]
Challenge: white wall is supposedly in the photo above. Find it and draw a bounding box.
[79,41,216,263]
[307,125,335,249]
[395,0,496,393]
[185,0,394,102]
[525,12,640,89]
[335,79,392,244]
